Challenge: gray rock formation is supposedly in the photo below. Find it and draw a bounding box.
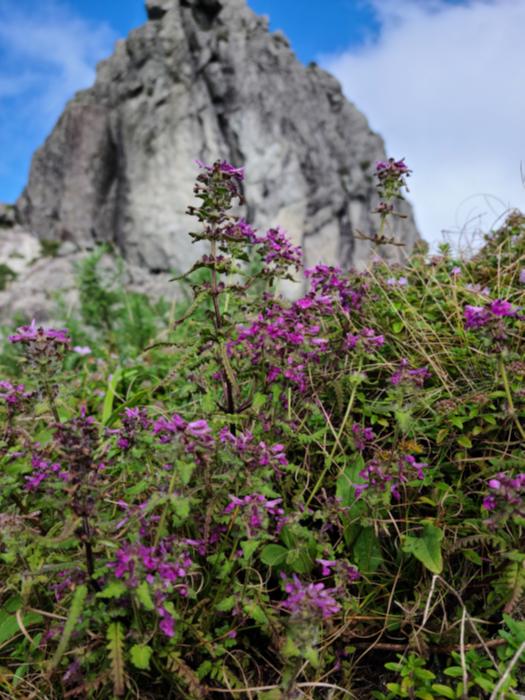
[0,249,174,327]
[13,0,419,279]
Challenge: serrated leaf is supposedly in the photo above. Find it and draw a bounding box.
[177,461,195,486]
[215,595,236,612]
[260,544,288,567]
[240,539,259,559]
[135,582,155,611]
[196,660,213,680]
[130,644,152,670]
[97,581,128,599]
[252,392,267,412]
[402,524,443,574]
[243,602,268,625]
[171,495,190,522]
[49,583,87,671]
[107,622,125,696]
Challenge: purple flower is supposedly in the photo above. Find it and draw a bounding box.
[482,471,525,527]
[224,493,285,536]
[258,227,302,272]
[345,328,385,352]
[464,298,519,331]
[376,158,410,175]
[451,266,462,276]
[282,574,341,620]
[316,559,337,576]
[355,453,427,501]
[0,381,33,409]
[386,276,408,287]
[186,419,212,438]
[464,305,491,329]
[352,423,375,451]
[390,359,431,387]
[73,345,92,356]
[196,159,244,180]
[158,610,175,637]
[519,269,525,284]
[9,319,70,346]
[490,299,518,317]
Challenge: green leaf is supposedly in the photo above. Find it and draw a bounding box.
[0,605,42,646]
[243,602,268,625]
[336,458,365,507]
[402,523,444,574]
[171,495,191,522]
[102,368,123,425]
[258,691,283,700]
[352,526,383,574]
[130,644,153,670]
[97,581,128,599]
[49,583,87,671]
[392,320,404,334]
[135,581,155,611]
[240,539,259,559]
[286,547,314,574]
[215,596,236,612]
[107,622,125,696]
[177,460,195,486]
[252,392,267,412]
[260,544,288,567]
[463,549,483,565]
[457,435,472,449]
[436,428,449,444]
[196,660,213,680]
[444,667,464,678]
[395,410,413,433]
[431,684,455,699]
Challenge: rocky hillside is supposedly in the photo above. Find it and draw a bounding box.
[1,0,420,319]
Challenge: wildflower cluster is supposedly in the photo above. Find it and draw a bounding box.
[464,298,521,341]
[111,538,196,637]
[224,493,286,536]
[2,160,525,699]
[482,472,525,527]
[355,453,427,501]
[282,573,341,620]
[375,158,411,205]
[390,358,431,387]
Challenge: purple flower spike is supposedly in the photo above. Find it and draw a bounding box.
[282,574,341,620]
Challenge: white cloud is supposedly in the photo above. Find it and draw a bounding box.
[0,0,116,122]
[322,0,525,252]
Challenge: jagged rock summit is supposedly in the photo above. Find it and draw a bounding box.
[1,0,421,324]
[12,0,419,278]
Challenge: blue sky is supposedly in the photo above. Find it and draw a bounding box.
[1,0,524,250]
[0,0,381,203]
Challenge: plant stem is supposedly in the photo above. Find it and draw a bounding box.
[499,359,525,440]
[43,377,60,423]
[304,359,362,508]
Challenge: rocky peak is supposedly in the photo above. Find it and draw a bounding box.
[12,0,419,281]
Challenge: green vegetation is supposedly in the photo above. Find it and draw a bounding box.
[0,162,523,699]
